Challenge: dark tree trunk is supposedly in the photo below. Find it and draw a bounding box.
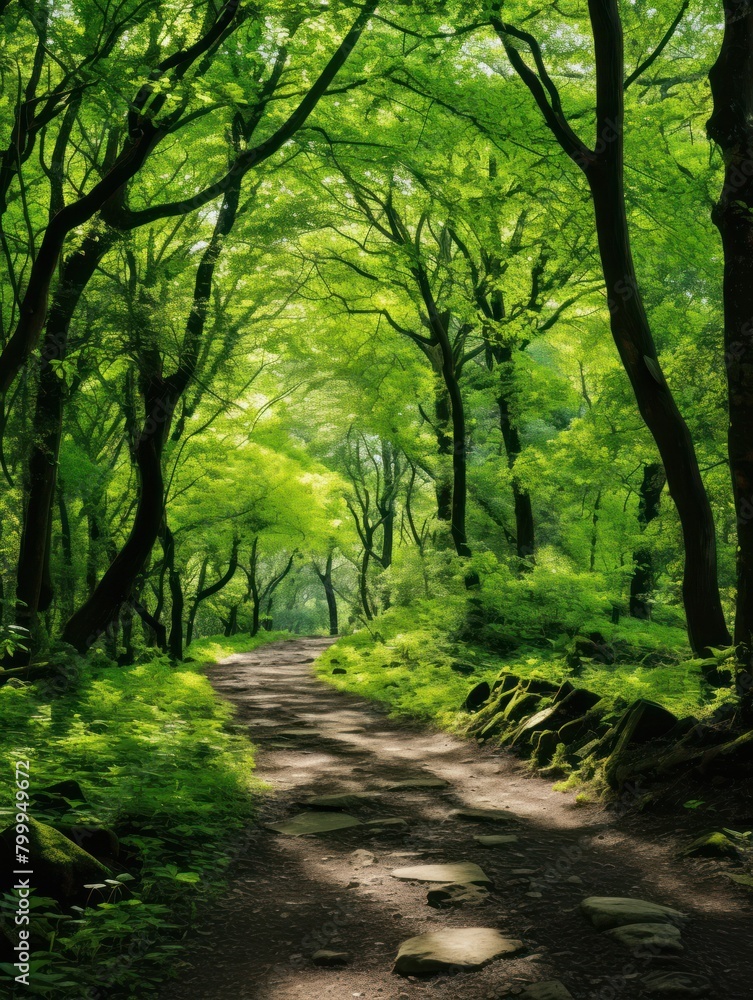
[495,0,730,655]
[15,232,114,646]
[224,605,239,637]
[134,600,167,652]
[434,387,453,523]
[708,5,753,671]
[589,490,601,573]
[315,552,339,636]
[56,481,75,622]
[584,0,729,655]
[62,378,166,651]
[495,352,535,563]
[162,525,184,660]
[630,462,666,619]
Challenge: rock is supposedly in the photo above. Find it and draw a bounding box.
[473,834,519,847]
[0,817,110,904]
[391,862,491,884]
[350,849,375,866]
[681,831,739,859]
[312,949,349,966]
[605,922,683,952]
[580,896,686,930]
[566,875,583,884]
[393,927,523,975]
[465,681,491,712]
[303,792,379,810]
[642,971,711,996]
[520,982,574,1000]
[32,779,87,807]
[56,825,120,861]
[450,807,517,824]
[426,882,489,908]
[451,661,477,676]
[1,677,27,689]
[266,812,361,836]
[387,777,447,790]
[605,700,679,787]
[332,667,347,675]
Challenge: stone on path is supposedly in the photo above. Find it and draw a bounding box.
[350,849,375,866]
[387,777,448,790]
[276,729,322,738]
[311,949,349,967]
[391,861,491,884]
[520,982,574,1000]
[681,831,739,859]
[605,922,683,952]
[474,834,519,847]
[303,792,379,810]
[426,882,489,908]
[580,896,686,930]
[393,927,523,975]
[451,807,517,823]
[642,971,711,996]
[266,812,361,836]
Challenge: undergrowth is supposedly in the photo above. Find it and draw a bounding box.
[0,631,280,997]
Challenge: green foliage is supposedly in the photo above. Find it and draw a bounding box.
[0,644,262,997]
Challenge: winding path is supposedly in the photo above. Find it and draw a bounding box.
[165,638,751,999]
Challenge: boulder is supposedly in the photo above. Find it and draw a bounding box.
[605,922,683,952]
[465,681,491,713]
[391,862,491,885]
[0,817,110,904]
[580,896,686,930]
[393,927,523,975]
[605,700,679,787]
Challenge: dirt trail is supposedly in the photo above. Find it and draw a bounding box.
[165,638,751,999]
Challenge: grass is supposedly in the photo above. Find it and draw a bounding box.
[315,600,736,735]
[0,631,282,998]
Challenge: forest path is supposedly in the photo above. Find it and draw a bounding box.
[166,637,751,1000]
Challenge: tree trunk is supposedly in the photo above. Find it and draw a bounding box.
[14,233,113,645]
[62,380,166,651]
[433,386,453,523]
[315,552,339,636]
[630,462,666,619]
[163,525,184,660]
[494,0,730,657]
[496,354,535,563]
[708,5,753,668]
[186,539,239,647]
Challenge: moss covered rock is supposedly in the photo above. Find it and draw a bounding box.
[0,817,111,903]
[681,832,739,859]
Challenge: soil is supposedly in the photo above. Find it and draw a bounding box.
[163,637,753,1000]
